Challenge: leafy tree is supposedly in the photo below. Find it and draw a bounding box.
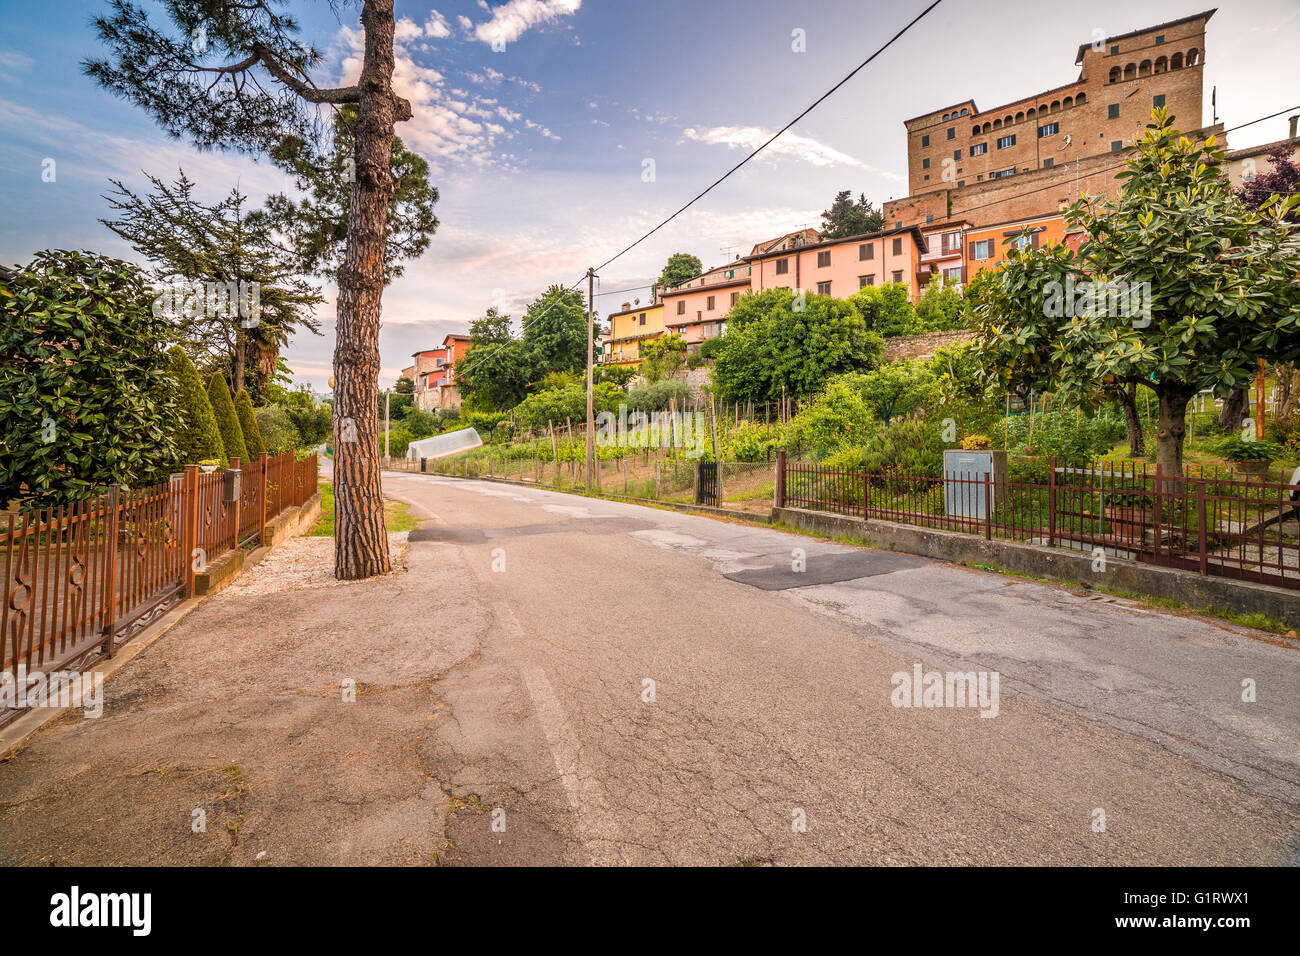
[818,191,884,240]
[849,282,919,337]
[402,408,437,439]
[256,104,438,284]
[657,253,703,292]
[712,289,885,404]
[255,404,300,455]
[522,285,593,375]
[0,251,176,502]
[234,388,265,458]
[394,375,414,395]
[594,364,635,387]
[641,334,688,383]
[470,306,513,344]
[846,363,934,427]
[914,280,971,332]
[85,0,417,579]
[207,371,248,463]
[167,345,224,468]
[787,377,876,455]
[511,382,623,429]
[101,170,323,401]
[973,110,1300,475]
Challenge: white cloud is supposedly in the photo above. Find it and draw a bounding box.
[472,0,582,48]
[424,12,452,39]
[681,125,903,179]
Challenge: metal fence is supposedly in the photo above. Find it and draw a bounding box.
[2,453,318,724]
[777,452,1300,591]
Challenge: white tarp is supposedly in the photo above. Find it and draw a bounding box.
[405,427,483,461]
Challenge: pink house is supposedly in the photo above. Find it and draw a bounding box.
[748,226,930,300]
[661,261,752,350]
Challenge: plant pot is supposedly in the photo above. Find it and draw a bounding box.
[1229,459,1271,479]
[199,464,218,474]
[1104,505,1152,544]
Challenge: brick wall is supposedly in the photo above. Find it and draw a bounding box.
[882,330,973,362]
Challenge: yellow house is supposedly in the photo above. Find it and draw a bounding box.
[605,301,664,368]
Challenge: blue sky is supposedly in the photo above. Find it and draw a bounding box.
[1,0,1298,390]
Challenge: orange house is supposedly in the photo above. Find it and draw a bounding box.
[747,226,930,300]
[964,212,1072,279]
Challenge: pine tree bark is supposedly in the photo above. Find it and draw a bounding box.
[332,0,396,580]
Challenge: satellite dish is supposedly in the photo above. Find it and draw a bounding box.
[1063,133,1072,146]
[634,298,640,305]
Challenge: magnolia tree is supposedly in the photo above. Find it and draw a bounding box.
[86,0,417,579]
[973,110,1300,476]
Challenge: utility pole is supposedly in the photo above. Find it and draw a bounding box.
[586,267,595,487]
[384,388,391,460]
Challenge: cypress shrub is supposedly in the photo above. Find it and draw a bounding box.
[207,372,249,462]
[234,387,266,458]
[167,346,224,468]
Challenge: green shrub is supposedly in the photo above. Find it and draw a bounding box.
[724,421,784,462]
[402,408,437,439]
[207,372,248,462]
[167,345,224,470]
[383,426,414,457]
[686,354,706,369]
[821,419,944,481]
[234,388,265,458]
[625,379,691,412]
[1216,436,1283,461]
[255,404,300,455]
[787,378,876,456]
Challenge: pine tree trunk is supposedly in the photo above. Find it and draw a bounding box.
[332,0,396,580]
[233,325,246,394]
[1218,387,1248,431]
[1156,386,1194,478]
[1121,382,1144,458]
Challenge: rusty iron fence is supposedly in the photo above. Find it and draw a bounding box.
[2,453,318,725]
[777,451,1300,592]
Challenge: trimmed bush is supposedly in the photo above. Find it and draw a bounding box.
[234,388,265,458]
[254,404,300,455]
[166,346,224,469]
[207,372,249,462]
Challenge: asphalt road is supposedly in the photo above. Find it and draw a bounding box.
[377,471,1300,865]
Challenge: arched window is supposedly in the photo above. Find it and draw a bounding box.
[993,118,1002,129]
[1063,96,1073,109]
[1004,115,1013,126]
[1015,111,1024,123]
[1075,92,1086,105]
[982,122,991,133]
[1187,48,1199,65]
[972,125,980,136]
[1027,107,1036,118]
[1109,66,1121,83]
[960,108,968,116]
[1050,100,1061,113]
[1123,63,1136,81]
[1171,52,1184,69]
[943,113,950,121]
[1139,59,1152,77]
[1154,56,1168,73]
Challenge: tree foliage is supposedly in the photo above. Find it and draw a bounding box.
[819,191,884,239]
[207,370,248,463]
[167,344,224,468]
[234,387,265,458]
[0,250,176,502]
[712,289,886,404]
[972,110,1300,473]
[657,252,703,291]
[641,333,687,383]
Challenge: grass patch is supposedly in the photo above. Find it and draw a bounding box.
[309,481,421,537]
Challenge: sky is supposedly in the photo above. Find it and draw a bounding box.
[1,0,1298,391]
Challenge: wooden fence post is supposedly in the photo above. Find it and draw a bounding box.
[259,453,269,547]
[776,450,786,510]
[1196,478,1208,575]
[182,465,200,598]
[1048,457,1057,548]
[101,485,121,656]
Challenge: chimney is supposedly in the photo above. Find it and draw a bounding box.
[621,301,630,311]
[1290,115,1298,140]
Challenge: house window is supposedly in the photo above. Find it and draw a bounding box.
[1037,122,1059,138]
[775,258,789,275]
[891,270,904,283]
[892,237,903,255]
[816,281,831,295]
[957,179,965,187]
[1108,103,1119,119]
[991,167,1016,179]
[970,142,987,156]
[731,291,740,307]
[953,149,961,162]
[1110,44,1119,55]
[921,134,930,148]
[947,127,955,140]
[706,295,715,311]
[944,267,962,283]
[1153,94,1165,108]
[859,243,874,261]
[1111,140,1123,152]
[922,157,930,169]
[859,275,874,288]
[997,134,1016,149]
[1155,34,1165,44]
[1043,158,1054,168]
[973,239,994,259]
[639,313,646,325]
[817,250,831,267]
[926,214,934,224]
[676,300,686,314]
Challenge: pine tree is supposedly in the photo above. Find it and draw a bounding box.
[166,345,224,468]
[207,372,248,463]
[234,387,266,459]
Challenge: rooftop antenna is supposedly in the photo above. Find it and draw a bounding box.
[1212,85,1218,124]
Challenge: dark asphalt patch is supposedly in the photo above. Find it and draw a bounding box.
[723,549,931,590]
